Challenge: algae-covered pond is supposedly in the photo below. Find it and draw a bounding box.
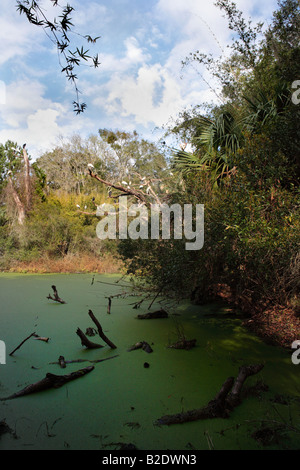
[0,273,299,450]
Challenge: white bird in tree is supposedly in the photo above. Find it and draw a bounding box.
[88,163,94,169]
[76,204,80,209]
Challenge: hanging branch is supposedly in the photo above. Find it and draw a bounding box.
[16,1,101,113]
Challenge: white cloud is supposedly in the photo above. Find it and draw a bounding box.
[0,78,94,157]
[0,5,38,66]
[99,63,185,127]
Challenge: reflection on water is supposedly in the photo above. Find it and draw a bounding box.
[0,273,299,450]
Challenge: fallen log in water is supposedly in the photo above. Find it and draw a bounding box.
[50,355,119,367]
[127,341,153,353]
[47,285,66,304]
[0,366,94,401]
[155,364,264,426]
[137,309,169,320]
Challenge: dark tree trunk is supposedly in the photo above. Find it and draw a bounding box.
[88,310,117,349]
[155,364,264,426]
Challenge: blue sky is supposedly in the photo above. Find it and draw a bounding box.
[0,0,279,159]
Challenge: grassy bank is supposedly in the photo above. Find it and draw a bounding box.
[0,253,124,274]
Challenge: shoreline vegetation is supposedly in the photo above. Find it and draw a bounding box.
[0,253,124,275]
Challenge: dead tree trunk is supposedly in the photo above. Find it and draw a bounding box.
[88,310,117,349]
[226,364,265,408]
[0,366,94,401]
[22,145,31,211]
[155,364,264,426]
[7,177,26,225]
[47,285,66,304]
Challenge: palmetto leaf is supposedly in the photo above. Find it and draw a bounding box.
[173,111,241,182]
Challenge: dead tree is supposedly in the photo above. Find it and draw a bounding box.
[22,144,31,211]
[5,144,32,225]
[47,285,66,304]
[7,176,26,225]
[88,310,117,349]
[155,364,264,426]
[0,366,94,401]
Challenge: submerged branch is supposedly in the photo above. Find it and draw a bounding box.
[0,366,95,401]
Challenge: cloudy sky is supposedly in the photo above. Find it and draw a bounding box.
[0,0,279,159]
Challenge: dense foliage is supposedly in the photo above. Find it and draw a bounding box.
[118,0,300,324]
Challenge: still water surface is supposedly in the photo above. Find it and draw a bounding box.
[0,273,299,450]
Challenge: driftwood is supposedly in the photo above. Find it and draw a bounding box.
[9,332,36,356]
[168,339,197,350]
[34,336,50,343]
[76,328,104,349]
[50,355,119,366]
[88,310,117,349]
[47,285,66,304]
[50,355,119,367]
[137,309,169,320]
[155,364,264,426]
[127,341,153,353]
[0,366,94,401]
